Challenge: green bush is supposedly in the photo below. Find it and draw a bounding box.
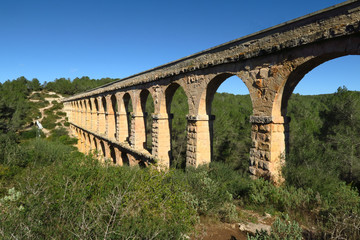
[247,179,316,213]
[178,166,239,222]
[0,156,198,239]
[207,161,252,199]
[319,182,360,239]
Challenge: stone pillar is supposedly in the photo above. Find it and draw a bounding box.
[76,129,81,151]
[89,98,96,132]
[104,142,111,160]
[85,99,91,130]
[79,130,85,153]
[71,103,75,123]
[75,102,79,125]
[114,147,122,166]
[249,116,289,185]
[81,101,86,128]
[130,113,147,149]
[83,133,89,154]
[186,114,214,167]
[106,95,116,140]
[94,138,103,159]
[89,134,96,154]
[117,113,129,142]
[152,113,173,169]
[97,96,106,135]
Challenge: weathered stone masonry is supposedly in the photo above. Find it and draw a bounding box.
[63,0,360,184]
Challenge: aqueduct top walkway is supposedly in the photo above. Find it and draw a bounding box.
[63,0,360,184]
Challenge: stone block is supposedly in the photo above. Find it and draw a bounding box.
[259,124,270,132]
[259,68,269,79]
[249,166,257,175]
[251,124,258,131]
[263,161,270,170]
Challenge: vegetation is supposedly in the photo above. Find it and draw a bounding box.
[248,214,303,240]
[44,76,119,96]
[1,76,360,239]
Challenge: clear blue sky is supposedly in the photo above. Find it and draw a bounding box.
[0,0,358,95]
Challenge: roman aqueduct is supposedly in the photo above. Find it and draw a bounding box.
[63,0,360,183]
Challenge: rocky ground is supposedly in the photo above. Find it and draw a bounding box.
[194,209,274,240]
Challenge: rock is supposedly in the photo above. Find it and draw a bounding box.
[238,222,271,235]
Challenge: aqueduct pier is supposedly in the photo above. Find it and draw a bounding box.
[63,0,360,183]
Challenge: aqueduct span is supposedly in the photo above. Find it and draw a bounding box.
[63,0,360,184]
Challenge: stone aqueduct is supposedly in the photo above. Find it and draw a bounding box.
[63,1,360,183]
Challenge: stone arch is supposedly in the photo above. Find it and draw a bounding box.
[165,83,187,114]
[163,82,189,167]
[97,96,107,135]
[198,73,250,115]
[273,37,360,118]
[75,101,80,125]
[101,96,107,113]
[186,73,251,167]
[88,98,92,111]
[141,89,155,151]
[94,97,99,112]
[279,53,360,117]
[106,94,118,139]
[116,92,133,142]
[130,88,155,150]
[121,151,130,166]
[250,37,360,184]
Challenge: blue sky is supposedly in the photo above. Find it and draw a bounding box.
[0,0,358,95]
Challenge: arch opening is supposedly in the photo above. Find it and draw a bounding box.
[101,96,107,113]
[107,94,117,140]
[166,83,189,168]
[121,151,130,166]
[110,145,116,164]
[282,55,360,191]
[140,89,154,152]
[93,136,98,155]
[204,74,253,172]
[121,93,133,143]
[100,140,106,158]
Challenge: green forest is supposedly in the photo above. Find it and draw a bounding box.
[1,76,360,239]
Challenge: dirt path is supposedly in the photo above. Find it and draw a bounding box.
[27,91,66,137]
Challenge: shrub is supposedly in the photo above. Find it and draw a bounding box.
[179,166,239,222]
[0,150,198,239]
[319,182,360,239]
[245,179,316,214]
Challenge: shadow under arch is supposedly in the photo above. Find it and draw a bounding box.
[121,151,130,166]
[100,140,106,158]
[165,82,189,168]
[109,145,116,164]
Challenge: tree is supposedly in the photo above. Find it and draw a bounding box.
[320,87,360,187]
[29,78,41,91]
